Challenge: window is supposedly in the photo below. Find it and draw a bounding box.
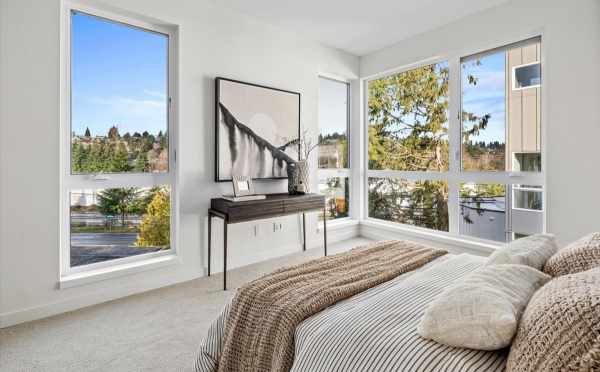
[62,7,176,273]
[366,37,544,243]
[513,62,541,90]
[318,77,351,220]
[367,61,450,231]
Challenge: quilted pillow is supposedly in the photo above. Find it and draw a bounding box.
[417,264,550,350]
[486,233,558,270]
[506,267,600,372]
[543,232,600,277]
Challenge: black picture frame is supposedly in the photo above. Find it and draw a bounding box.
[215,77,301,182]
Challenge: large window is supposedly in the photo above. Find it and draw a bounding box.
[318,77,350,220]
[62,7,176,273]
[367,38,544,242]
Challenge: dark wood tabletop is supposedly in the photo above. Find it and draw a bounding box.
[210,193,325,223]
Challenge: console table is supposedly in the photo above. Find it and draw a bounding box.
[208,193,327,290]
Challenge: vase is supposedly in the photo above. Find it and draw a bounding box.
[296,160,310,193]
[287,162,298,195]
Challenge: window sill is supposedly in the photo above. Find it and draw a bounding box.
[59,254,181,289]
[360,219,502,255]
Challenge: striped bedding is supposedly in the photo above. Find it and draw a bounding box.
[194,253,507,372]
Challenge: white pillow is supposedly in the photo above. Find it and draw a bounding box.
[485,234,558,270]
[417,264,550,350]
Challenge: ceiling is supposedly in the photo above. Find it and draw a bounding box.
[221,0,511,56]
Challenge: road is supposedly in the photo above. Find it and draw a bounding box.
[70,233,163,267]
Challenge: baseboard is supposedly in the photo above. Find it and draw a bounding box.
[0,269,200,329]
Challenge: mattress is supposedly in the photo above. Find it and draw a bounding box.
[194,253,507,372]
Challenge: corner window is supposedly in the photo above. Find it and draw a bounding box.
[63,7,176,273]
[366,37,544,243]
[318,77,350,220]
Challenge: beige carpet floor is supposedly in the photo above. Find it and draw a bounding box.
[0,237,374,372]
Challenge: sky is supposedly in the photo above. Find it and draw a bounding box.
[461,52,506,145]
[319,77,348,136]
[71,11,168,137]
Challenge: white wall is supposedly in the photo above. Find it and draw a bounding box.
[360,0,600,247]
[0,0,359,326]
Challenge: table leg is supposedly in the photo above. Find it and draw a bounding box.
[302,213,306,251]
[224,220,228,291]
[323,206,328,256]
[208,211,212,277]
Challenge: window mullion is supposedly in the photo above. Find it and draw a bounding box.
[448,57,461,235]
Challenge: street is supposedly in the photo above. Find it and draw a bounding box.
[70,233,163,267]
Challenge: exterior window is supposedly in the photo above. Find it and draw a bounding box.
[513,62,541,90]
[368,62,449,172]
[318,177,349,220]
[63,8,176,273]
[367,61,449,230]
[366,37,544,243]
[318,77,350,220]
[369,178,449,232]
[513,152,541,172]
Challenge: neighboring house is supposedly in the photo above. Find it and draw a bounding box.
[71,189,98,207]
[318,143,343,168]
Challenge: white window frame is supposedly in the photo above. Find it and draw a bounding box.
[60,1,179,278]
[318,74,352,222]
[512,61,541,91]
[361,36,545,244]
[512,185,544,212]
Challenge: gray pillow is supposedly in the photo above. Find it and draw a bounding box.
[417,264,550,350]
[485,234,558,270]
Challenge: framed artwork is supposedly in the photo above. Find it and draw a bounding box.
[232,176,255,197]
[215,77,300,182]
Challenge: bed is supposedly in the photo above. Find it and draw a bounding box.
[193,246,507,372]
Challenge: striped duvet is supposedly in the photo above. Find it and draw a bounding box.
[194,253,507,372]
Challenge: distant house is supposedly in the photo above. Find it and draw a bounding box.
[318,143,343,168]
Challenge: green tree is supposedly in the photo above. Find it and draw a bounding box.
[135,189,170,248]
[133,151,148,172]
[109,143,131,172]
[367,62,489,231]
[97,188,140,226]
[84,127,91,137]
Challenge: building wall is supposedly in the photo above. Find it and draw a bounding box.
[0,0,359,326]
[361,0,600,247]
[506,40,542,170]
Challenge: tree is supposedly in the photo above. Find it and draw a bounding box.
[108,125,120,140]
[135,189,170,248]
[109,142,131,172]
[84,127,91,137]
[97,188,140,226]
[133,151,148,172]
[367,61,490,231]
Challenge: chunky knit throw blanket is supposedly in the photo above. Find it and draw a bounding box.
[216,240,447,372]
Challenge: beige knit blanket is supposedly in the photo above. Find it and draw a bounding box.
[216,240,447,372]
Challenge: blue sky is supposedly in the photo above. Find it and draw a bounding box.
[319,78,348,136]
[461,52,506,144]
[71,12,168,137]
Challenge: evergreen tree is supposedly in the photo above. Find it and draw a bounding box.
[84,127,91,137]
[108,125,120,140]
[133,151,148,172]
[109,143,131,172]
